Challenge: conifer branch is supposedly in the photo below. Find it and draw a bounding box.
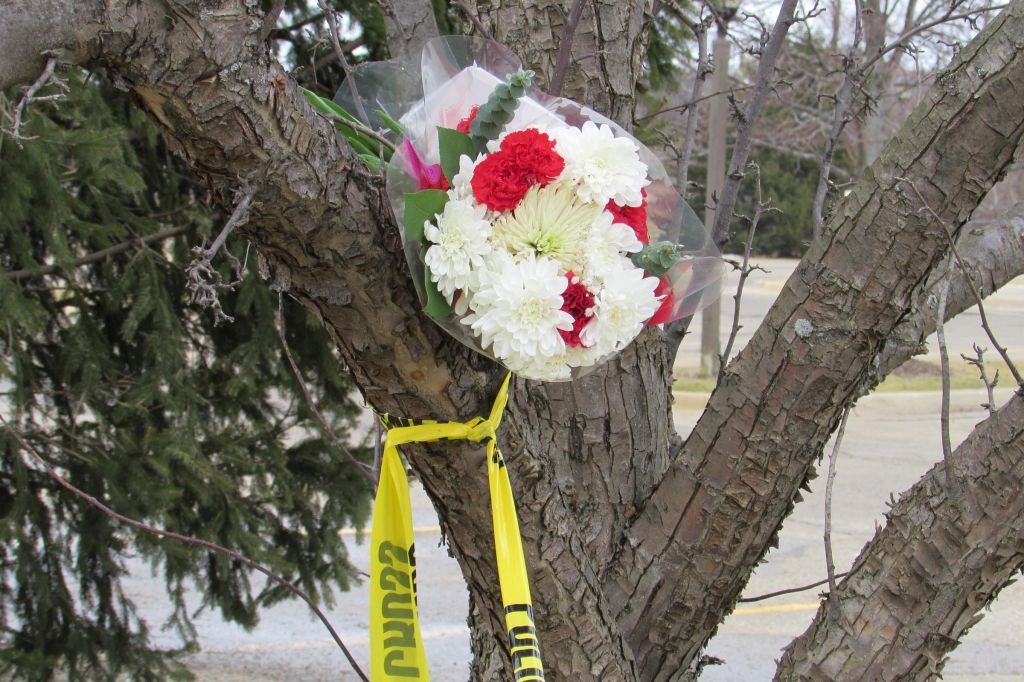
[5,226,189,281]
[185,188,255,325]
[0,410,370,682]
[276,293,378,487]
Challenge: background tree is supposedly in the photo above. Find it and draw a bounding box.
[0,69,373,680]
[1,1,1024,681]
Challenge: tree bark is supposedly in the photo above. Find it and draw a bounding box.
[607,6,1024,679]
[3,2,1024,682]
[775,389,1024,681]
[872,203,1024,384]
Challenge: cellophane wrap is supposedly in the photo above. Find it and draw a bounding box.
[335,36,728,381]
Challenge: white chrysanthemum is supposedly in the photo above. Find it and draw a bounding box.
[504,350,573,382]
[424,198,493,303]
[579,264,661,355]
[491,182,600,270]
[461,253,573,361]
[449,153,481,201]
[551,121,650,207]
[580,211,644,285]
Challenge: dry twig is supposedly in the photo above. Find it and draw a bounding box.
[0,410,369,682]
[1,56,69,149]
[318,0,370,124]
[823,405,852,622]
[185,189,255,325]
[718,163,774,383]
[902,179,1023,386]
[548,0,590,97]
[962,344,999,415]
[276,293,377,487]
[738,571,849,603]
[451,0,492,39]
[936,270,962,497]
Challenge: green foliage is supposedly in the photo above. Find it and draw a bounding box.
[436,127,475,184]
[631,242,685,277]
[403,189,452,319]
[0,72,372,681]
[469,69,535,153]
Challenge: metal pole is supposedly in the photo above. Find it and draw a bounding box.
[700,29,731,378]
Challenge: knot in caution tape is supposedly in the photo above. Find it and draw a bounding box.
[369,374,545,681]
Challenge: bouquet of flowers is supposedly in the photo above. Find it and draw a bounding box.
[312,37,727,381]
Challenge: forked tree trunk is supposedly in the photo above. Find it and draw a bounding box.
[2,1,1024,681]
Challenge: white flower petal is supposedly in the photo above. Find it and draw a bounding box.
[551,121,650,207]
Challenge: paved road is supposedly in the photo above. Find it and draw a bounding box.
[119,259,1024,681]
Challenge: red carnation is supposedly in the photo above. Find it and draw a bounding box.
[645,276,674,326]
[497,129,565,185]
[470,129,565,212]
[606,189,649,244]
[456,106,479,134]
[558,273,595,347]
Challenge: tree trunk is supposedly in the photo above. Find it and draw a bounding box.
[776,390,1024,681]
[2,2,1024,681]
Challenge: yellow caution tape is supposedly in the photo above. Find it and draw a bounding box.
[369,373,545,681]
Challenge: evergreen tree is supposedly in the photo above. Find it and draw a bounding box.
[0,70,372,680]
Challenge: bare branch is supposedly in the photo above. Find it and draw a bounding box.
[718,163,776,382]
[276,293,377,488]
[258,0,286,43]
[451,0,492,39]
[318,0,370,125]
[5,225,189,281]
[823,405,851,622]
[860,4,1007,72]
[548,0,589,97]
[935,268,964,498]
[1,56,68,148]
[902,179,1023,386]
[0,410,370,682]
[738,571,849,603]
[962,344,999,415]
[637,85,755,123]
[709,0,801,246]
[321,109,396,152]
[185,189,255,325]
[671,4,712,199]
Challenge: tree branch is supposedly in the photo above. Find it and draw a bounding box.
[451,0,492,39]
[548,0,589,97]
[709,0,801,246]
[276,293,377,487]
[776,391,1024,681]
[823,405,851,622]
[4,225,189,281]
[0,410,370,682]
[185,189,254,325]
[612,7,1024,676]
[1,56,68,148]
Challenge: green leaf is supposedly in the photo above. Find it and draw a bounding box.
[437,127,477,184]
[337,127,377,157]
[630,242,683,277]
[302,87,360,123]
[403,189,449,243]
[422,259,454,319]
[375,109,404,136]
[360,154,383,173]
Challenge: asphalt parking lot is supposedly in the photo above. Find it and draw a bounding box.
[120,258,1024,681]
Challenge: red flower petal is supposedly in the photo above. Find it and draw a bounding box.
[645,276,674,326]
[558,272,595,347]
[606,189,649,245]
